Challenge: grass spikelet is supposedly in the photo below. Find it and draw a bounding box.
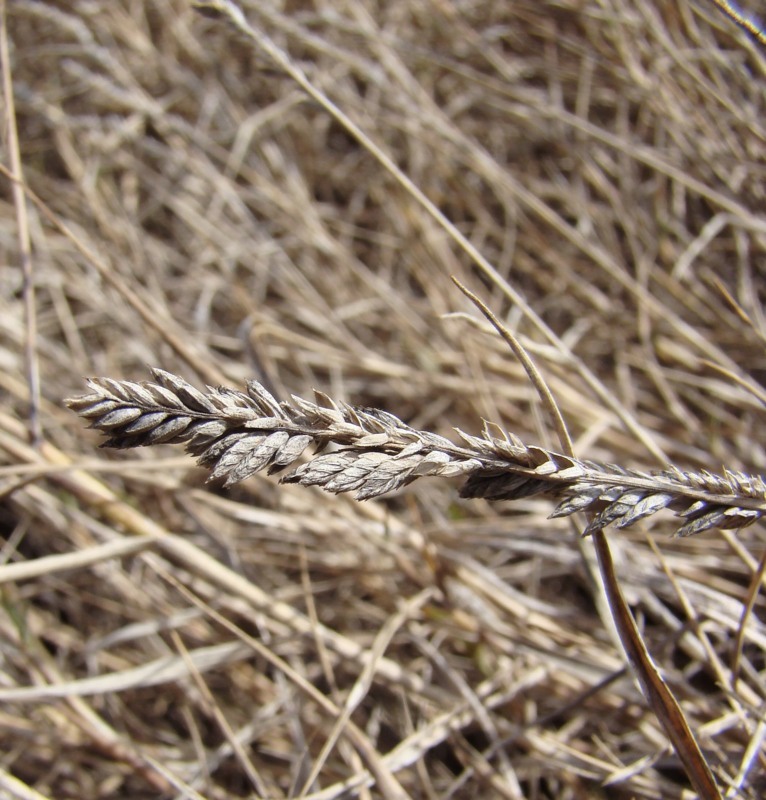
[67,370,766,538]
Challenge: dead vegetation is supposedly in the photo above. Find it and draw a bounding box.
[67,367,766,538]
[1,1,765,798]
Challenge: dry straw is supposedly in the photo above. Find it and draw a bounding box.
[3,0,766,798]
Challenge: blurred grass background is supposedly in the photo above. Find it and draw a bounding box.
[1,1,765,797]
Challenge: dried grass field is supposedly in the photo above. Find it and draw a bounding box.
[1,1,766,798]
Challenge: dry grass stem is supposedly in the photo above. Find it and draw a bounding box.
[2,1,766,797]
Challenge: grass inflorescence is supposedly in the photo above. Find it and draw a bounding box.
[69,368,766,538]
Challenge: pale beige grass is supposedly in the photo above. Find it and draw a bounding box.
[1,1,765,798]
